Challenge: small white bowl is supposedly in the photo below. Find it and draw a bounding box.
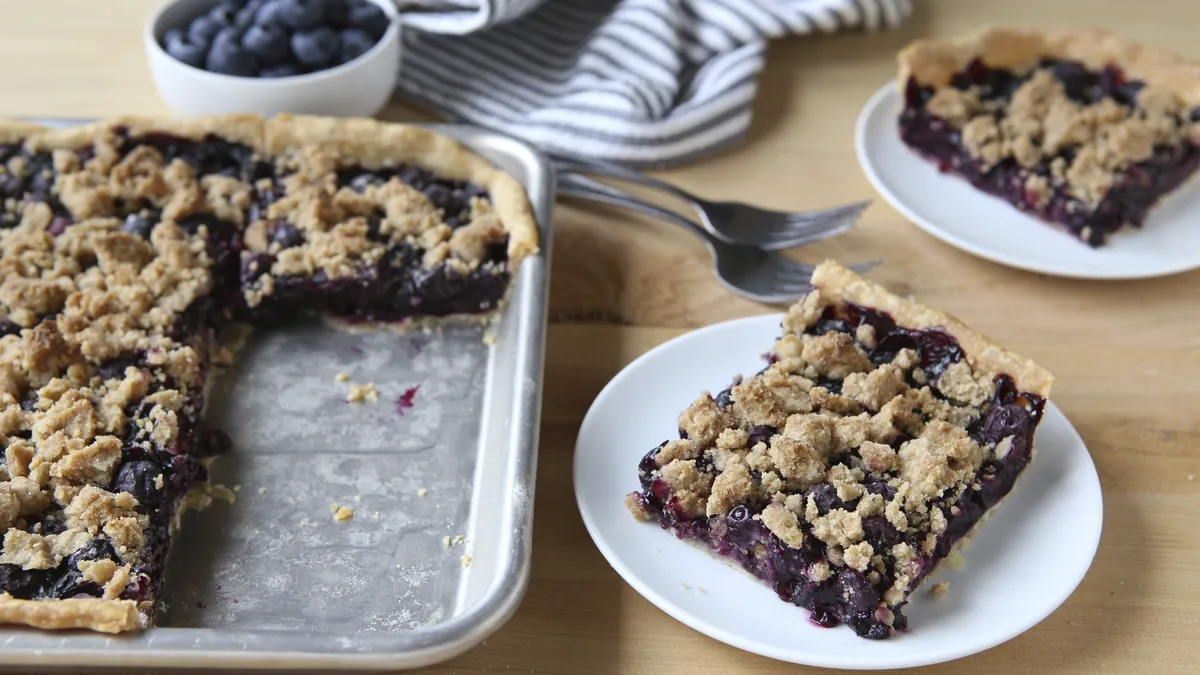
[145,0,402,117]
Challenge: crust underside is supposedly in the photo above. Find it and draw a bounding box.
[811,260,1055,398]
[0,115,539,634]
[0,114,539,272]
[897,27,1200,106]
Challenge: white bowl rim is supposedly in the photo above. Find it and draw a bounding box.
[144,0,400,86]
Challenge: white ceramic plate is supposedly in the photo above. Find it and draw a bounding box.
[855,82,1200,279]
[574,315,1103,670]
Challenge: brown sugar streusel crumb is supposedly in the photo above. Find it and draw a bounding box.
[921,66,1199,207]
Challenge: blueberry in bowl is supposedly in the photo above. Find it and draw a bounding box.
[145,0,402,117]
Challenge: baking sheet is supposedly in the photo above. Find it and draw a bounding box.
[0,123,552,670]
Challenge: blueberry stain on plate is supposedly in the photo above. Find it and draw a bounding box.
[161,0,390,78]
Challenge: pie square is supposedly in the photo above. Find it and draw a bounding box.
[625,261,1053,639]
[897,27,1200,246]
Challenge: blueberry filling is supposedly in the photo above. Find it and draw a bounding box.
[629,305,1046,639]
[900,58,1200,247]
[240,165,507,324]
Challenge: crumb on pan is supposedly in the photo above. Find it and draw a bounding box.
[347,382,379,403]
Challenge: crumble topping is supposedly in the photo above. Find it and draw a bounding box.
[678,394,730,446]
[811,509,864,549]
[759,503,804,548]
[654,439,700,467]
[705,455,754,516]
[922,63,1198,206]
[631,265,1051,630]
[0,117,533,630]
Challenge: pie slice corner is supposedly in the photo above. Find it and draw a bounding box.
[626,259,1053,639]
[895,26,1200,247]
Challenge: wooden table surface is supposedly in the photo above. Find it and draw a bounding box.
[2,1,1198,673]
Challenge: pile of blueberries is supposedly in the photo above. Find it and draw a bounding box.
[162,0,390,78]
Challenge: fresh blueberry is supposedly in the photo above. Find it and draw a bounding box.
[269,221,304,248]
[206,37,259,76]
[207,2,243,29]
[324,0,348,23]
[346,1,388,39]
[290,26,338,67]
[277,0,325,29]
[163,28,209,68]
[113,461,166,506]
[260,63,304,78]
[338,28,375,63]
[187,15,223,45]
[241,23,289,63]
[254,0,288,25]
[211,25,246,50]
[236,0,266,28]
[121,213,156,239]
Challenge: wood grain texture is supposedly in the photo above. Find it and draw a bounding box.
[0,0,1197,673]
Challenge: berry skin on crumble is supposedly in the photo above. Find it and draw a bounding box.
[0,114,536,633]
[625,260,1053,640]
[896,27,1200,247]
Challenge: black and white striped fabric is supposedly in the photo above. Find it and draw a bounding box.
[393,0,912,166]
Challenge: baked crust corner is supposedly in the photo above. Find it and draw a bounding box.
[898,26,1200,106]
[264,114,539,270]
[811,260,1054,397]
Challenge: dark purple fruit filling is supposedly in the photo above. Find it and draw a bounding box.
[118,130,269,183]
[631,305,1046,639]
[900,59,1200,246]
[336,164,488,229]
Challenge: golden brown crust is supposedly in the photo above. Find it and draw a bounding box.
[811,261,1054,397]
[899,27,1200,106]
[0,120,46,144]
[0,594,141,633]
[264,114,538,270]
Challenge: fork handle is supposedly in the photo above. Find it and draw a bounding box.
[553,156,701,205]
[557,174,717,245]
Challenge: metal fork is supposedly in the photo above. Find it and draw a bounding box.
[558,174,879,304]
[554,156,871,251]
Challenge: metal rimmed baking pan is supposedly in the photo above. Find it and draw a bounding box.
[0,121,553,670]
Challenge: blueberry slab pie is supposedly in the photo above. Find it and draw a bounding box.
[0,115,536,632]
[898,27,1200,246]
[625,261,1052,639]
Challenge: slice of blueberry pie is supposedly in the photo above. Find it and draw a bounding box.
[0,115,536,632]
[625,261,1053,639]
[898,27,1200,246]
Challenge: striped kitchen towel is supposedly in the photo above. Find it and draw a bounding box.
[394,0,912,166]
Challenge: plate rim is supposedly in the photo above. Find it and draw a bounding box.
[573,313,1104,670]
[855,81,1200,281]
